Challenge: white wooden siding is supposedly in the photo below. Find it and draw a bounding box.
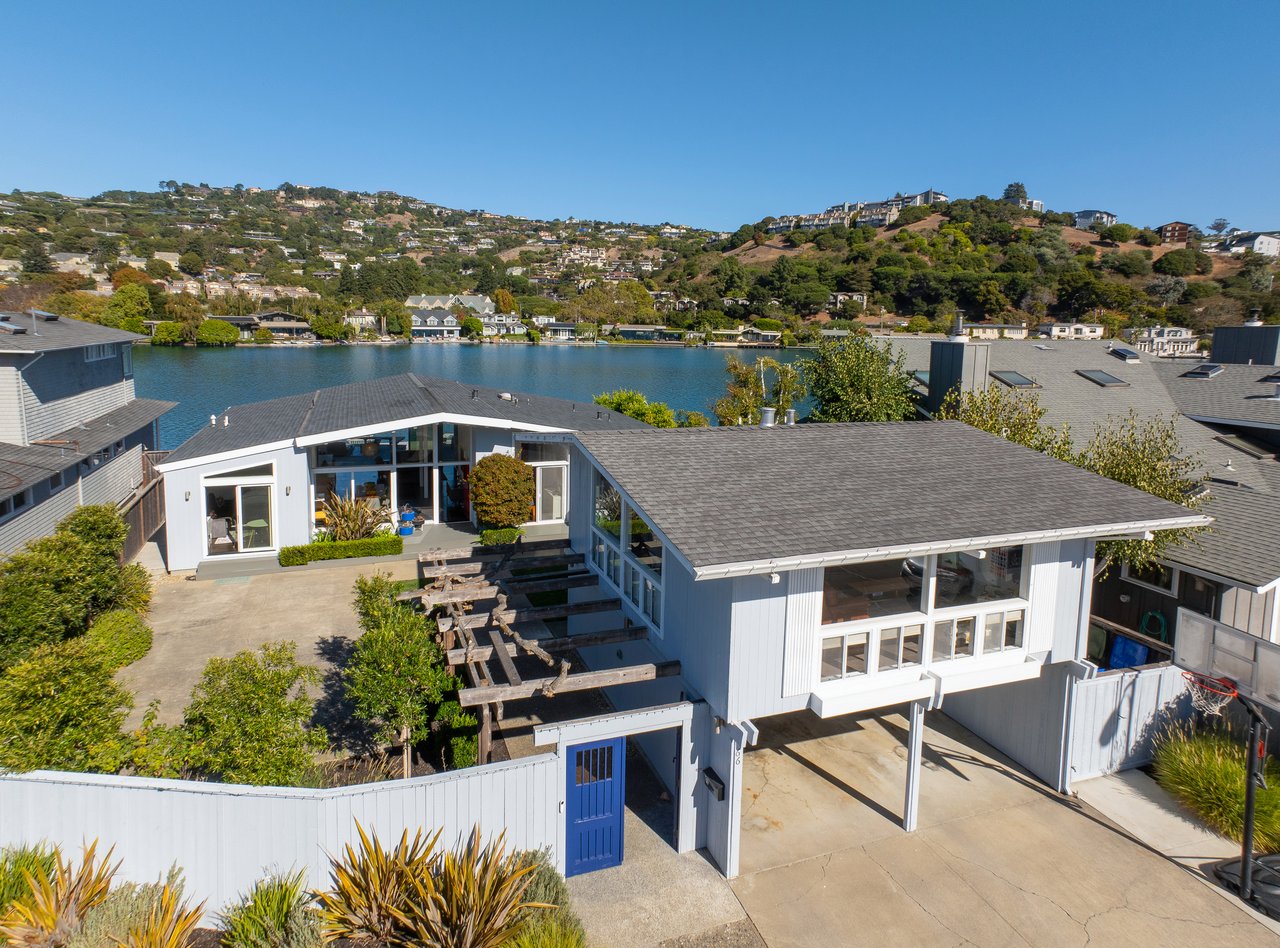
[727,574,806,721]
[1067,665,1190,784]
[0,365,23,443]
[781,568,822,697]
[0,754,561,921]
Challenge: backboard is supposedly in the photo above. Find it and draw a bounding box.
[1176,608,1280,712]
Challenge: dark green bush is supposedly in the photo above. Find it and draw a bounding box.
[86,609,153,670]
[278,535,402,566]
[435,700,478,770]
[1154,724,1280,853]
[479,527,523,546]
[468,454,534,529]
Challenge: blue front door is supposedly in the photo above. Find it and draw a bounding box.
[565,737,626,876]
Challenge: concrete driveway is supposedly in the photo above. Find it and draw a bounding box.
[732,709,1277,947]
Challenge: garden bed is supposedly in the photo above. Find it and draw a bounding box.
[279,535,403,566]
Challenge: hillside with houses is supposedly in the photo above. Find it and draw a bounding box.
[0,181,1275,348]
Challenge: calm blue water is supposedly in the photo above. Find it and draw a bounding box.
[134,344,807,450]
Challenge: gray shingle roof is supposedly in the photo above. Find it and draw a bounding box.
[0,313,144,353]
[1150,361,1280,429]
[572,422,1206,575]
[163,373,647,465]
[1170,484,1280,589]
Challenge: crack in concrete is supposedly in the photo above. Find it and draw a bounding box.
[863,845,969,946]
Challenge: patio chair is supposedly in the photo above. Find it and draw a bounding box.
[207,516,235,552]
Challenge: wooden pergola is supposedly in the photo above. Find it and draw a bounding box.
[404,537,680,762]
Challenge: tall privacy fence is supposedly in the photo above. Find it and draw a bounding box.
[0,751,561,919]
[1067,663,1191,784]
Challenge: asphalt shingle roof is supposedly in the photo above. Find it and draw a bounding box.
[1150,361,1280,429]
[0,313,144,353]
[164,373,647,464]
[572,422,1205,574]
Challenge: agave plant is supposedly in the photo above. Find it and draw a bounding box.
[219,869,321,948]
[0,840,118,946]
[314,823,439,944]
[406,830,546,948]
[322,495,383,542]
[112,882,204,948]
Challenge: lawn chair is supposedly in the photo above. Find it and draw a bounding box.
[207,516,235,553]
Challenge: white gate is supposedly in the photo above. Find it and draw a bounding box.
[1068,664,1190,784]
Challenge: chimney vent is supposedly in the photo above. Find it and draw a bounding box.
[222,416,229,427]
[784,408,797,426]
[760,407,777,428]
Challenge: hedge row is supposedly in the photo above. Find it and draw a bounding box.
[478,527,523,546]
[278,535,403,567]
[86,609,153,670]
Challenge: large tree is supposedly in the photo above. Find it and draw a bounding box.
[801,337,916,422]
[1001,182,1028,203]
[20,244,53,274]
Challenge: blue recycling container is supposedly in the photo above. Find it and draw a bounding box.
[399,525,414,537]
[401,509,415,522]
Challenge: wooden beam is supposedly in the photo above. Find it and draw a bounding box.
[445,625,648,665]
[501,572,598,596]
[459,661,681,707]
[450,597,621,630]
[486,626,522,686]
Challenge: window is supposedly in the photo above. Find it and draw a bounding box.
[990,370,1039,389]
[1110,347,1141,363]
[878,623,924,671]
[628,508,663,576]
[394,427,433,464]
[49,470,64,493]
[0,490,30,520]
[1184,363,1223,379]
[84,343,115,362]
[820,631,869,681]
[121,345,133,376]
[1077,369,1130,388]
[933,616,976,662]
[822,559,921,625]
[934,546,1023,610]
[593,471,622,540]
[438,423,470,462]
[983,609,1025,652]
[1123,561,1177,596]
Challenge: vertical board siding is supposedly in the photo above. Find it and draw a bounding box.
[782,568,822,698]
[728,574,805,722]
[0,365,22,443]
[944,664,1072,790]
[1025,540,1061,655]
[0,754,561,920]
[1068,665,1190,783]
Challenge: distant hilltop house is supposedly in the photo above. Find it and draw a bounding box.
[0,311,172,556]
[1073,210,1117,230]
[50,251,94,276]
[405,293,495,315]
[1004,196,1045,213]
[1128,325,1200,357]
[967,323,1030,341]
[1156,221,1193,245]
[766,189,948,233]
[1222,232,1280,257]
[1038,322,1105,341]
[154,251,181,267]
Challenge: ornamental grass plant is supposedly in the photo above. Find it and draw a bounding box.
[1153,723,1280,853]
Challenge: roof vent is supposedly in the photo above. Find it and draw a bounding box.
[760,407,777,428]
[498,392,513,401]
[223,415,229,427]
[471,389,478,399]
[784,408,797,426]
[209,414,217,427]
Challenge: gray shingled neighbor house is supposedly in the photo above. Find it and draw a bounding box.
[0,311,172,555]
[521,420,1203,877]
[156,374,646,572]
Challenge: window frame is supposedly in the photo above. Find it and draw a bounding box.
[588,466,664,636]
[1121,560,1180,598]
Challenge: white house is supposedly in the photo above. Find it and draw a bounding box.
[1073,210,1117,230]
[525,421,1205,878]
[1130,325,1200,356]
[1228,233,1280,257]
[1038,322,1105,340]
[155,375,647,572]
[410,310,461,338]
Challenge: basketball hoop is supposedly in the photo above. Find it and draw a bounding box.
[1183,670,1238,716]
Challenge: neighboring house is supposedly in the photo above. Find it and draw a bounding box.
[50,252,94,276]
[155,375,646,571]
[1038,322,1104,340]
[612,324,664,341]
[967,323,1029,340]
[541,322,578,341]
[154,251,181,267]
[857,203,900,227]
[1129,325,1200,357]
[1074,210,1117,229]
[405,294,496,315]
[828,291,868,310]
[0,311,173,555]
[252,312,311,338]
[1157,221,1192,245]
[740,327,781,345]
[1226,233,1280,257]
[1004,196,1044,213]
[411,310,461,339]
[342,309,378,332]
[528,420,1201,877]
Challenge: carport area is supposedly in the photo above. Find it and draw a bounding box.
[730,707,1276,947]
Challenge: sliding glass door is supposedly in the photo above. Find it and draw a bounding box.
[203,465,275,557]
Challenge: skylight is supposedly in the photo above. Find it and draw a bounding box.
[1034,344,1055,351]
[1110,347,1141,363]
[1183,363,1223,379]
[990,370,1040,389]
[1077,369,1130,388]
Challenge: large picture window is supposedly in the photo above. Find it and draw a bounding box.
[593,471,622,540]
[822,559,921,625]
[934,546,1023,610]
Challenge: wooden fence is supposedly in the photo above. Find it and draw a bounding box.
[119,451,168,562]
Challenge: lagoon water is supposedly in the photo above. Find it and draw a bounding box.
[134,344,807,449]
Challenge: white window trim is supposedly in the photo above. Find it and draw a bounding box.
[84,343,115,362]
[201,462,278,558]
[1121,561,1180,598]
[591,522,664,637]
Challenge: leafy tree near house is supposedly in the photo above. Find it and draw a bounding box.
[1099,223,1139,244]
[195,318,240,346]
[150,321,185,345]
[252,327,274,344]
[460,315,484,339]
[1208,218,1230,235]
[177,251,204,276]
[713,355,767,425]
[801,336,916,422]
[493,288,518,314]
[467,454,535,529]
[102,283,152,332]
[20,244,53,274]
[110,266,151,290]
[144,258,172,279]
[934,386,1073,460]
[181,641,327,786]
[766,359,804,416]
[594,389,680,427]
[1001,182,1028,203]
[375,299,411,337]
[344,575,456,778]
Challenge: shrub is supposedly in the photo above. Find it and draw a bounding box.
[1154,724,1280,853]
[182,642,327,786]
[435,700,478,770]
[115,882,204,947]
[0,638,133,774]
[416,830,541,947]
[195,319,241,346]
[0,845,57,915]
[467,454,534,529]
[252,327,274,345]
[479,527,523,546]
[68,868,182,948]
[278,535,402,567]
[150,322,185,346]
[316,825,438,944]
[322,495,383,542]
[219,870,321,948]
[0,840,118,945]
[87,609,153,670]
[510,913,587,948]
[516,849,582,944]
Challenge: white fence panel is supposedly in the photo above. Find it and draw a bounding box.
[1068,664,1190,784]
[0,753,561,919]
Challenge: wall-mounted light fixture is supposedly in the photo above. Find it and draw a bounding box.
[184,491,190,501]
[285,485,292,496]
[769,571,780,584]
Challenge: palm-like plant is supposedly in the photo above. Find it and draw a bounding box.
[112,882,204,948]
[219,869,320,948]
[315,824,438,943]
[0,840,118,946]
[322,496,383,542]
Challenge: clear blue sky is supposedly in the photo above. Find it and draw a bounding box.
[5,1,1277,232]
